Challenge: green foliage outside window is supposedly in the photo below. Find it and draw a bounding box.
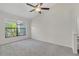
[5,21,26,38]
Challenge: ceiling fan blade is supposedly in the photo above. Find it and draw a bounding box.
[41,8,50,10]
[38,11,41,14]
[40,3,43,6]
[35,4,39,7]
[35,3,43,7]
[26,3,35,7]
[30,9,35,12]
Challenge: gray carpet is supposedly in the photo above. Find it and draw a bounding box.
[0,39,78,56]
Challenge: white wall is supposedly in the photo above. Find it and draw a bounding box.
[72,4,79,53]
[74,4,79,34]
[31,4,74,48]
[0,10,31,45]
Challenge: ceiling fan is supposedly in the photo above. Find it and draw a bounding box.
[26,3,50,14]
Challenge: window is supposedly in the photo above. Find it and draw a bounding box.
[5,21,26,38]
[17,23,26,36]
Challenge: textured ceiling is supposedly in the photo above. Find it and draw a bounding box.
[0,3,55,19]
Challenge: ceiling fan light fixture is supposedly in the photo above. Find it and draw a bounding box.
[35,7,41,12]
